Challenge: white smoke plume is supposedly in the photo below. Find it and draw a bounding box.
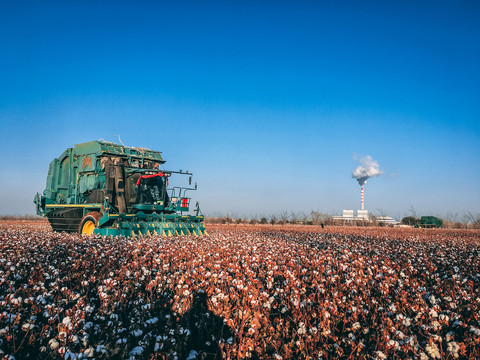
[352,155,383,186]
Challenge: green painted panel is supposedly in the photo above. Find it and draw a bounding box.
[78,174,99,193]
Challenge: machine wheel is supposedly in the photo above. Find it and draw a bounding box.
[79,212,102,235]
[47,208,83,233]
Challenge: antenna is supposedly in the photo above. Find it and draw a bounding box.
[116,134,125,146]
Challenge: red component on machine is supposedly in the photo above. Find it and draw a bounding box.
[182,198,188,208]
[136,172,169,186]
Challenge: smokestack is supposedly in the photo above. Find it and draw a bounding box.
[361,186,364,210]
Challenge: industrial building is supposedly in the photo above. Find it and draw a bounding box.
[333,209,370,221]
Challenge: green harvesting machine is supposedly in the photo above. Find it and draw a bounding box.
[34,141,206,237]
[416,216,443,229]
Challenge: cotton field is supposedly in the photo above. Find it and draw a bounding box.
[0,221,479,359]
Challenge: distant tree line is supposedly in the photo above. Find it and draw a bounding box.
[205,210,480,229]
[0,215,44,221]
[206,210,378,227]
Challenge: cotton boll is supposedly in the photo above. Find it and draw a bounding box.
[447,342,460,358]
[21,323,34,331]
[64,351,78,360]
[83,347,95,357]
[297,323,306,335]
[49,339,59,350]
[186,350,198,360]
[129,346,144,356]
[470,326,480,335]
[426,343,441,359]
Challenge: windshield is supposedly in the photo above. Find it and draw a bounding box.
[135,176,169,205]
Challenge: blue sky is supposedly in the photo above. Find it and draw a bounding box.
[1,1,479,219]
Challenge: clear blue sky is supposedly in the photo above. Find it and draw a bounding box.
[1,1,479,219]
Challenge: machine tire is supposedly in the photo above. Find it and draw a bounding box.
[79,212,102,235]
[47,208,83,233]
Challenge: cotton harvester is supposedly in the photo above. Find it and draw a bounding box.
[34,141,205,237]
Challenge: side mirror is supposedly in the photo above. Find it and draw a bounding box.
[196,201,199,207]
[195,182,197,190]
[189,176,192,185]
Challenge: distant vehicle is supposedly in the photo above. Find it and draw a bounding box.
[401,216,443,228]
